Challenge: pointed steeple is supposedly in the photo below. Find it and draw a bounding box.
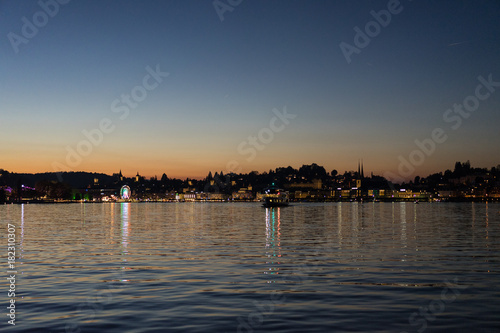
[361,159,364,178]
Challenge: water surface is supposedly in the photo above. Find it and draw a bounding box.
[2,202,499,332]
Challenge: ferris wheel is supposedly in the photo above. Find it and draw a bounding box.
[120,185,131,199]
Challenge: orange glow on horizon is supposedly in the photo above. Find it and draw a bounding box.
[3,153,496,182]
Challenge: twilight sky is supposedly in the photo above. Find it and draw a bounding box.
[1,0,499,181]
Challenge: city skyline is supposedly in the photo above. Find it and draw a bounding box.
[2,159,499,204]
[2,159,498,184]
[2,1,500,180]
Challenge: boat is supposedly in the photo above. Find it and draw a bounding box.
[262,184,289,207]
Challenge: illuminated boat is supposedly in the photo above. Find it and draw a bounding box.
[262,184,289,207]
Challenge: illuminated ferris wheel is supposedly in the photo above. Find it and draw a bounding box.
[120,185,131,200]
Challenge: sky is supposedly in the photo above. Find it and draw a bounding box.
[1,0,500,181]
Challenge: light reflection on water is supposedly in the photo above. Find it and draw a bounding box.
[1,202,499,332]
[121,202,130,255]
[265,208,281,281]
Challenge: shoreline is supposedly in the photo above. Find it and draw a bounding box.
[3,198,499,204]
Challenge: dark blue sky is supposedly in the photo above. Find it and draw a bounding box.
[1,0,499,180]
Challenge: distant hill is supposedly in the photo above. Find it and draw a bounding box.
[0,170,116,188]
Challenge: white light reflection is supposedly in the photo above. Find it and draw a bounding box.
[20,204,24,275]
[352,202,359,246]
[265,207,281,282]
[338,202,343,249]
[121,202,130,256]
[485,202,489,244]
[400,202,407,260]
[120,202,130,282]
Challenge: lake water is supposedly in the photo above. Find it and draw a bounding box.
[2,202,500,332]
